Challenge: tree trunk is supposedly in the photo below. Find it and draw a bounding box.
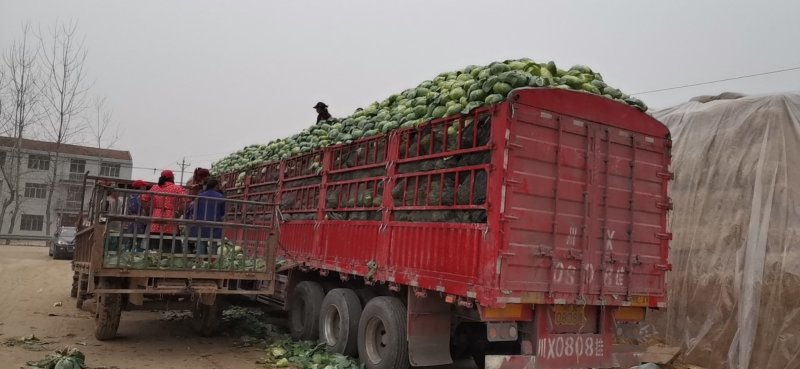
[7,149,24,237]
[0,196,12,236]
[8,196,21,235]
[44,151,61,235]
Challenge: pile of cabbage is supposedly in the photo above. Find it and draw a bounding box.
[103,240,268,272]
[25,347,87,369]
[212,58,645,175]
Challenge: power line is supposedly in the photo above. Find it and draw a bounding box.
[176,157,191,185]
[632,65,800,96]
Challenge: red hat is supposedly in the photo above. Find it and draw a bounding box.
[194,168,210,180]
[161,170,174,179]
[131,180,146,189]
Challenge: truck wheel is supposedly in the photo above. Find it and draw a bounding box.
[94,279,122,340]
[289,281,324,341]
[358,296,409,369]
[192,301,222,337]
[321,281,339,293]
[319,289,362,356]
[355,288,377,307]
[70,271,79,298]
[75,273,88,309]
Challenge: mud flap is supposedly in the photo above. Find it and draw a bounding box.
[407,290,453,366]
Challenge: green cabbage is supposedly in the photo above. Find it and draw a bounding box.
[211,58,646,174]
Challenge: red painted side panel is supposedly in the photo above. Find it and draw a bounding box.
[279,221,316,259]
[388,222,486,285]
[321,221,379,267]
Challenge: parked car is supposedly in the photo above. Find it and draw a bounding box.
[49,226,77,259]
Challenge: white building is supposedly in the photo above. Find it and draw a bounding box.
[0,137,132,240]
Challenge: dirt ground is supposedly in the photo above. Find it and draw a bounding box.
[0,245,267,369]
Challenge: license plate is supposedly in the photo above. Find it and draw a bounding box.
[553,305,583,326]
[630,295,649,307]
[537,334,613,368]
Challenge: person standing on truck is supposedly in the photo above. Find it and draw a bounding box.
[314,102,332,123]
[183,167,210,252]
[187,178,226,257]
[140,170,189,252]
[186,167,210,196]
[102,184,123,251]
[125,180,148,251]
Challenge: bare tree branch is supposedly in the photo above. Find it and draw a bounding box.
[0,67,7,134]
[37,20,92,235]
[89,95,119,149]
[0,23,42,237]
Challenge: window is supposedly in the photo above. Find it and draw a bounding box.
[67,185,83,201]
[100,162,121,177]
[0,151,6,167]
[28,154,50,171]
[24,183,47,199]
[69,159,86,180]
[20,215,44,231]
[66,184,83,209]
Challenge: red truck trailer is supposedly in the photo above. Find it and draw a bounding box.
[221,88,672,369]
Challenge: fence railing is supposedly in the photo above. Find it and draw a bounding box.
[78,183,278,274]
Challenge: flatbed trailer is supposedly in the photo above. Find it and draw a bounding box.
[70,175,279,340]
[221,87,673,369]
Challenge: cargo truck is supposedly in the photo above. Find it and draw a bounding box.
[219,88,673,369]
[71,176,279,340]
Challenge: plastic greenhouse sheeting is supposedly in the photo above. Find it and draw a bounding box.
[644,92,800,369]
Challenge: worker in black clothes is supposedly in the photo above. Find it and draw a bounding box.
[314,102,332,123]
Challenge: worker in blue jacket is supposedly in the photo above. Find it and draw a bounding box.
[187,178,226,256]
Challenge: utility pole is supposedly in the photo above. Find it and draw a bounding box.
[176,157,191,185]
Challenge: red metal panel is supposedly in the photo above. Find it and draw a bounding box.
[388,222,485,285]
[278,221,317,260]
[499,91,670,306]
[321,221,380,268]
[508,89,669,138]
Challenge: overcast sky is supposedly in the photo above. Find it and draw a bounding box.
[2,0,799,182]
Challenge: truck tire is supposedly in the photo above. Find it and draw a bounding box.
[358,296,409,369]
[289,281,325,341]
[70,271,79,298]
[319,289,362,356]
[75,273,88,309]
[321,281,339,293]
[192,300,222,337]
[355,288,377,307]
[94,278,122,341]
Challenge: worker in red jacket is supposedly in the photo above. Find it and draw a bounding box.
[140,170,189,252]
